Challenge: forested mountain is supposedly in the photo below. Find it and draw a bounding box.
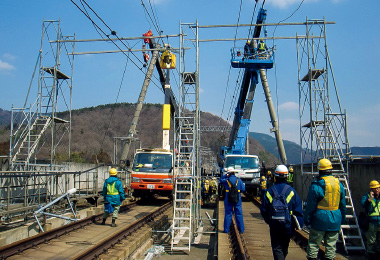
[1,104,378,165]
[0,104,280,166]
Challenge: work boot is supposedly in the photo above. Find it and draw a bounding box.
[101,218,106,225]
[111,218,117,227]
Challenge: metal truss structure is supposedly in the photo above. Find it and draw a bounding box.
[10,20,74,169]
[0,21,106,225]
[297,19,364,253]
[171,21,201,251]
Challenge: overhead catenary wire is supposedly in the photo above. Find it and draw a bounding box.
[270,0,306,147]
[219,0,244,123]
[70,0,165,92]
[223,0,259,126]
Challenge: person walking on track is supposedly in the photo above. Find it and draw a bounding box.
[303,158,346,260]
[102,168,125,227]
[220,167,245,233]
[261,164,304,260]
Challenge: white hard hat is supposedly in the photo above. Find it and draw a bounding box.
[227,167,235,172]
[274,164,289,178]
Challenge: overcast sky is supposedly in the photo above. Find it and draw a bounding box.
[1,0,379,147]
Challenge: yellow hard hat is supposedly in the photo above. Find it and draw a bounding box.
[318,159,332,171]
[261,176,266,180]
[289,166,294,173]
[267,170,271,175]
[369,180,380,189]
[205,180,209,183]
[247,40,250,44]
[109,168,118,175]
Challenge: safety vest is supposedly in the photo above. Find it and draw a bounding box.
[317,176,340,210]
[288,172,294,182]
[260,180,267,189]
[107,182,119,195]
[258,42,266,51]
[266,188,295,215]
[367,194,380,216]
[204,183,209,193]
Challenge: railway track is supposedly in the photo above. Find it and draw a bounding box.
[227,195,311,260]
[0,200,172,260]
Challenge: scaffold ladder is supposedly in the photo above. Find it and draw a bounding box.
[336,173,366,253]
[12,116,52,164]
[171,116,194,251]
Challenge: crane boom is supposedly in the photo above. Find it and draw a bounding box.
[221,7,287,195]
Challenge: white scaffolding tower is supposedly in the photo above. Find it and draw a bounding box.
[297,19,365,254]
[10,20,74,169]
[171,21,201,251]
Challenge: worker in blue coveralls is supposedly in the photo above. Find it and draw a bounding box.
[261,164,304,260]
[303,158,346,260]
[102,168,125,227]
[220,166,245,233]
[360,180,380,259]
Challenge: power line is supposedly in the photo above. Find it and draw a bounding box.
[71,0,164,91]
[220,0,243,124]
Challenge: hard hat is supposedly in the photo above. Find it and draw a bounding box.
[227,167,235,173]
[289,166,294,173]
[274,165,288,178]
[317,159,333,171]
[267,170,271,175]
[205,180,209,183]
[369,180,380,189]
[247,40,250,44]
[261,176,266,180]
[109,168,118,175]
[260,39,264,42]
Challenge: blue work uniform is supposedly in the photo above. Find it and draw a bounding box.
[361,192,380,255]
[103,176,125,206]
[220,173,245,233]
[261,181,304,260]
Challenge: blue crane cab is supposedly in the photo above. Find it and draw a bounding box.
[230,45,274,69]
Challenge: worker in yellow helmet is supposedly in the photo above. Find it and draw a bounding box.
[202,179,211,205]
[244,40,252,58]
[267,170,274,189]
[360,180,380,258]
[102,168,125,227]
[260,175,267,200]
[304,159,346,260]
[287,166,294,187]
[257,39,267,59]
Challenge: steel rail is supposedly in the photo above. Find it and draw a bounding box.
[229,217,250,260]
[0,202,137,259]
[73,201,172,260]
[250,196,326,257]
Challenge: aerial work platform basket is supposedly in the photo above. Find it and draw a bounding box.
[230,47,274,69]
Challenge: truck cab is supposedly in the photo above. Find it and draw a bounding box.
[130,148,173,199]
[223,154,260,193]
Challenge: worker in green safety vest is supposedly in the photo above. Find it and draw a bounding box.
[287,166,294,187]
[361,180,380,259]
[102,168,125,227]
[257,39,267,59]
